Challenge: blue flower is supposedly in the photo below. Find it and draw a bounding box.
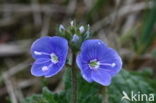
[76,40,122,86]
[31,36,68,77]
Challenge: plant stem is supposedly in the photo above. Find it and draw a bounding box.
[102,86,109,103]
[71,53,77,103]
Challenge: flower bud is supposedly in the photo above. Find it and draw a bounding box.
[59,24,65,32]
[70,21,74,26]
[79,26,85,33]
[85,31,90,39]
[72,34,79,42]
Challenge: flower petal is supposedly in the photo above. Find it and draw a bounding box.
[31,36,68,60]
[43,36,68,77]
[31,59,51,77]
[76,54,93,82]
[99,48,122,76]
[91,69,112,86]
[49,36,68,62]
[44,60,65,77]
[80,40,108,62]
[31,36,53,59]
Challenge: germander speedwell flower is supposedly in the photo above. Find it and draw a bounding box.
[76,40,122,86]
[30,21,122,87]
[31,36,68,77]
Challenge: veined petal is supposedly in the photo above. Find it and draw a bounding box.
[45,60,66,77]
[99,48,122,76]
[31,36,68,60]
[76,54,93,82]
[31,59,52,77]
[80,40,108,61]
[44,36,68,77]
[50,36,68,62]
[31,36,53,59]
[81,69,93,82]
[91,69,112,86]
[33,58,50,64]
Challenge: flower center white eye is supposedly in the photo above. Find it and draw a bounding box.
[42,66,49,71]
[50,53,58,64]
[89,59,100,70]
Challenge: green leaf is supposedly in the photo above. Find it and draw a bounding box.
[22,95,48,103]
[22,87,58,103]
[108,69,156,103]
[22,69,156,103]
[42,87,58,103]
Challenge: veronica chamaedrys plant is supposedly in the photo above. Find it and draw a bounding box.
[30,21,122,103]
[76,40,122,86]
[31,36,68,77]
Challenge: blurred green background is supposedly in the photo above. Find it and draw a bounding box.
[0,0,156,103]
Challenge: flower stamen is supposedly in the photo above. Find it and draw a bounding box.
[42,66,49,72]
[100,62,116,67]
[34,51,50,55]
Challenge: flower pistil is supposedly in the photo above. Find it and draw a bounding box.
[50,53,58,64]
[89,59,100,70]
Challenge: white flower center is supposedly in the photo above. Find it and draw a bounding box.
[89,59,100,70]
[50,53,58,64]
[88,59,116,70]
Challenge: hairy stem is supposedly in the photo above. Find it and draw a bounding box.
[71,53,77,103]
[102,86,109,103]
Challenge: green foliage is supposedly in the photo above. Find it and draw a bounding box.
[22,94,49,103]
[64,69,102,103]
[22,87,68,103]
[22,69,156,103]
[22,68,101,103]
[109,69,156,103]
[137,0,156,54]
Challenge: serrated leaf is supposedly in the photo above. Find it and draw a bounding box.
[108,69,156,103]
